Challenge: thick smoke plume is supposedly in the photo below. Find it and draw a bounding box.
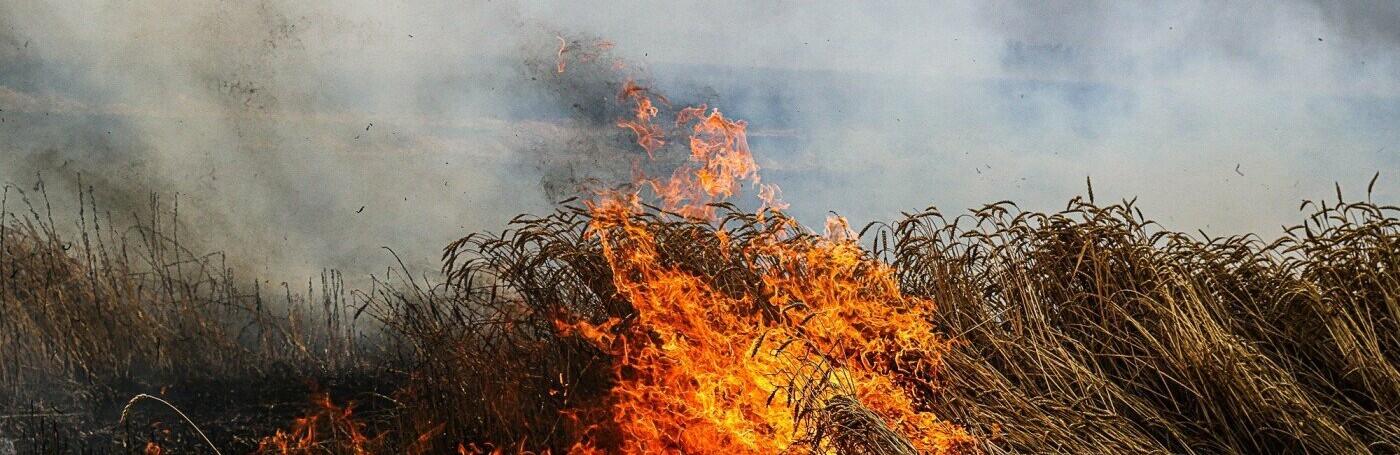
[1,1,555,276]
[2,1,1396,277]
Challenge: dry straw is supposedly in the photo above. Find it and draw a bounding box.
[2,179,1396,453]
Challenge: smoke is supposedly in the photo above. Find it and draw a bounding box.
[511,1,1399,234]
[0,0,556,276]
[1,1,1396,277]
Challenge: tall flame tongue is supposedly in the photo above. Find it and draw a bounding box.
[561,66,971,454]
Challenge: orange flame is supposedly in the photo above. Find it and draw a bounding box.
[616,80,668,158]
[556,56,974,453]
[557,38,618,74]
[460,442,555,455]
[555,36,568,73]
[257,391,373,454]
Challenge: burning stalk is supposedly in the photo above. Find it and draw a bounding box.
[541,46,975,454]
[256,391,374,454]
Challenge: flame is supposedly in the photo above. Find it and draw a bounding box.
[616,80,668,158]
[555,58,975,453]
[580,40,614,64]
[555,36,568,73]
[460,442,547,455]
[258,391,373,454]
[557,38,619,74]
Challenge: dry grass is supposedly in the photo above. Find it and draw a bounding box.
[879,191,1399,454]
[0,181,390,453]
[2,179,1395,453]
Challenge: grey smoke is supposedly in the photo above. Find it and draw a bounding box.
[1,0,554,276]
[1,1,1396,278]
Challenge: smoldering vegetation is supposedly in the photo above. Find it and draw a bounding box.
[0,181,396,453]
[0,174,1394,454]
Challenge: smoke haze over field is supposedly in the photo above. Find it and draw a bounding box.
[1,1,1396,277]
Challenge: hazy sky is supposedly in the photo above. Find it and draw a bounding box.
[1,1,1396,276]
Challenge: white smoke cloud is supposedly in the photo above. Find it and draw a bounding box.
[1,1,1395,277]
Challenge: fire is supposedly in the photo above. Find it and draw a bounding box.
[556,50,974,453]
[611,81,777,220]
[460,442,554,455]
[257,391,373,454]
[556,36,568,73]
[556,37,618,74]
[616,80,668,158]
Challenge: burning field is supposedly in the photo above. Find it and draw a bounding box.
[2,40,1399,454]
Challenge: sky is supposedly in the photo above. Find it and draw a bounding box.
[1,1,1396,277]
